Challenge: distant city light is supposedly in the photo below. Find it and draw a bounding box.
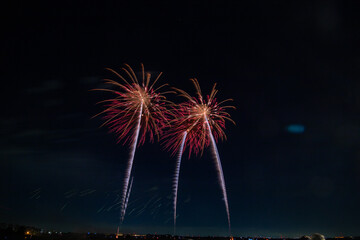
[286,124,305,134]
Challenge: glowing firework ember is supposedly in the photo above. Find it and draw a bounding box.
[93,63,172,225]
[164,78,235,235]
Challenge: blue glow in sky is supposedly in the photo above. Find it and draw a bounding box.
[286,124,305,134]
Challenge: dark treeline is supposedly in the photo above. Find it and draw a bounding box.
[1,223,359,240]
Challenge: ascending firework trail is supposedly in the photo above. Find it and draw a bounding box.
[122,176,134,223]
[172,131,187,229]
[163,79,235,235]
[93,63,173,227]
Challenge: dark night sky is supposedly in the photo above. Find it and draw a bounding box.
[1,0,360,237]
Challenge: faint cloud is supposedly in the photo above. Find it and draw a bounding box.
[12,129,48,139]
[43,98,64,107]
[333,123,360,147]
[309,176,334,198]
[184,195,191,203]
[316,2,340,35]
[0,146,38,156]
[145,186,159,192]
[27,79,63,94]
[257,115,280,138]
[79,76,100,85]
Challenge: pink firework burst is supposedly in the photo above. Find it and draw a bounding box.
[163,78,235,235]
[94,63,173,146]
[93,63,173,225]
[164,78,235,157]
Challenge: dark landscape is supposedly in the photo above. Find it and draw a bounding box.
[1,223,359,240]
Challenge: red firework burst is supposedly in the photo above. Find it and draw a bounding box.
[93,63,173,146]
[163,78,235,157]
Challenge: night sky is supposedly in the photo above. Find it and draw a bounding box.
[1,1,360,237]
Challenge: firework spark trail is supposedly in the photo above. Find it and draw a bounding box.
[163,78,235,235]
[122,176,134,222]
[60,202,69,212]
[94,64,172,233]
[205,115,231,235]
[133,195,159,216]
[120,102,143,224]
[173,131,187,234]
[29,188,41,199]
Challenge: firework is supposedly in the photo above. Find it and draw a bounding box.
[163,78,235,235]
[93,63,172,225]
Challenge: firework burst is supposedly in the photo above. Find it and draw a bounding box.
[163,78,235,235]
[93,63,172,225]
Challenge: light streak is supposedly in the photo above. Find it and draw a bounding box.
[93,63,172,230]
[173,131,188,234]
[120,103,142,224]
[122,176,134,222]
[205,115,231,235]
[163,78,235,235]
